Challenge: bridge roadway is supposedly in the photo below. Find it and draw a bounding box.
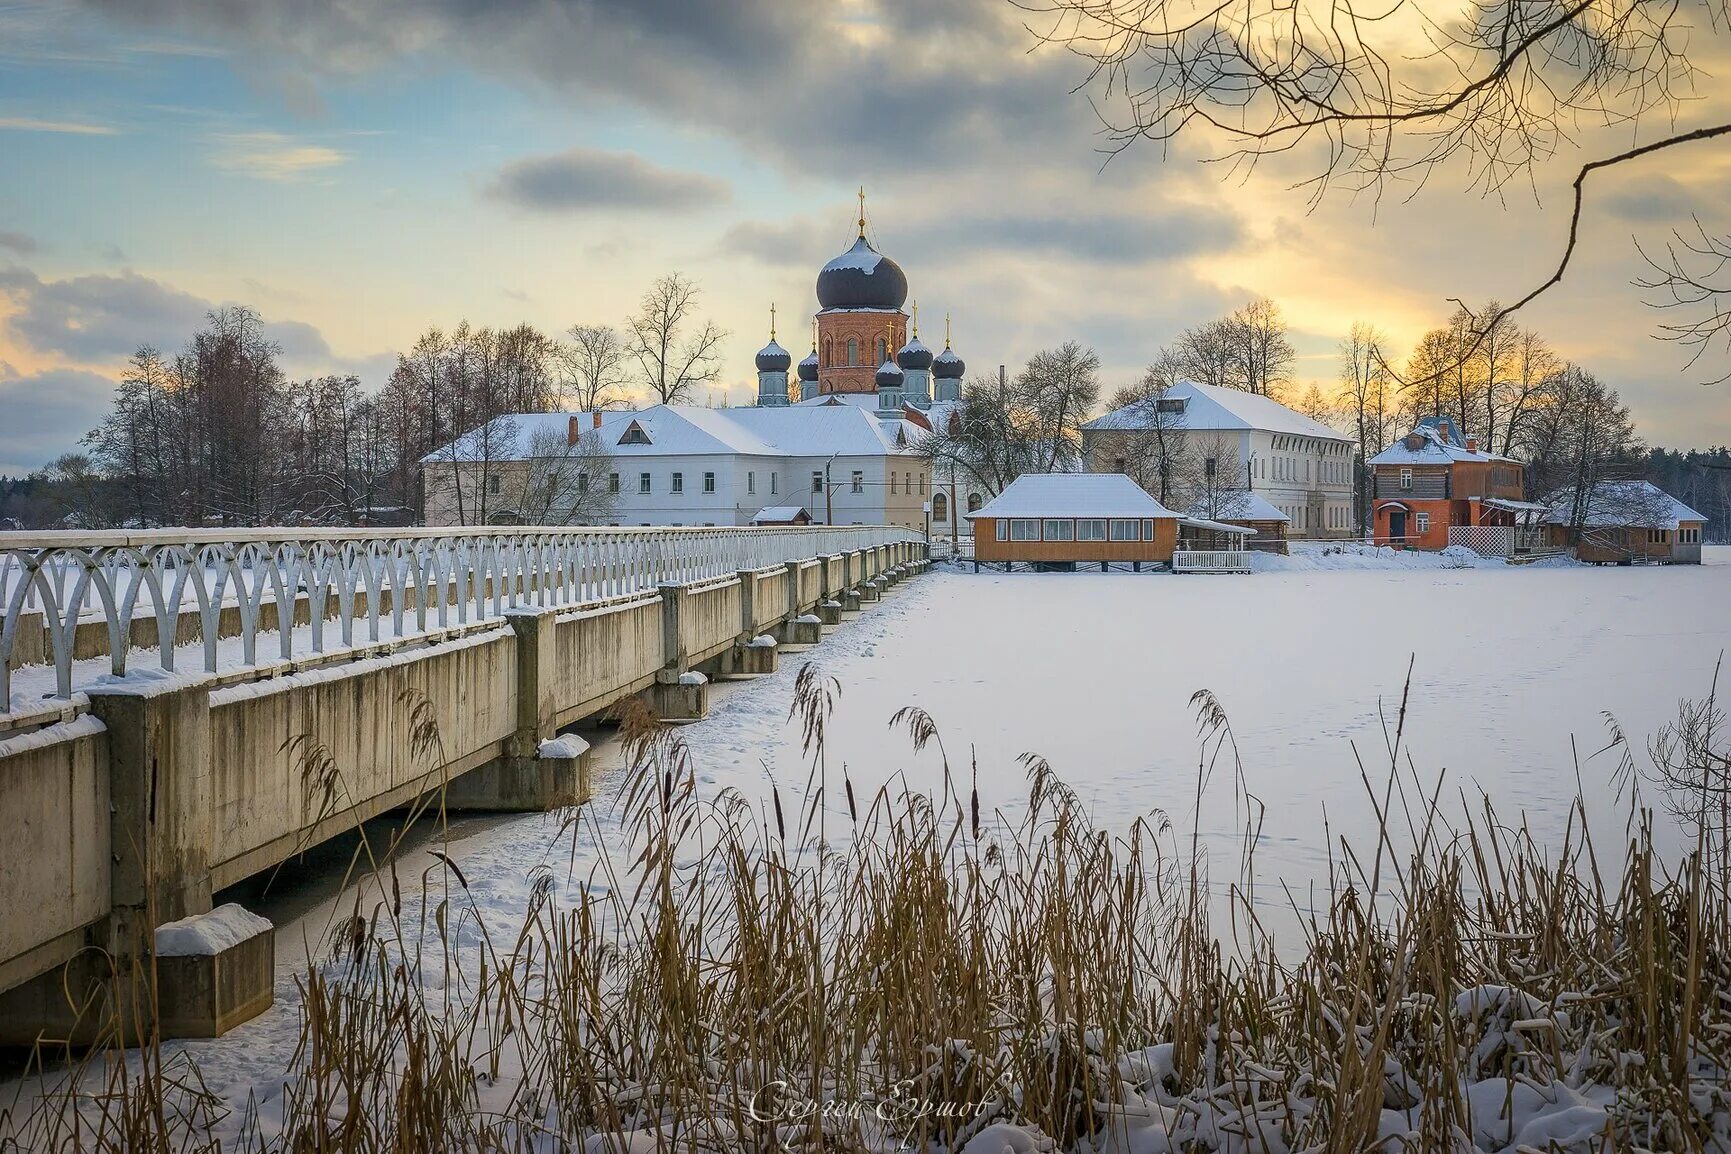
[0,525,926,1041]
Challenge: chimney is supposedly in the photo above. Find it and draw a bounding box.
[1465,436,1478,453]
[567,414,580,446]
[592,410,603,431]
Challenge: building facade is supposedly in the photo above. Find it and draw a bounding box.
[1081,380,1355,539]
[967,474,1181,568]
[1368,417,1534,550]
[422,406,932,532]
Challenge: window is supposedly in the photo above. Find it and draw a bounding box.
[1109,519,1140,541]
[639,472,651,494]
[846,338,858,366]
[608,472,620,493]
[1077,518,1107,541]
[1205,456,1217,479]
[577,472,589,493]
[1009,519,1039,541]
[851,470,864,493]
[703,471,715,494]
[770,473,778,495]
[1043,519,1074,542]
[822,338,831,367]
[1156,397,1186,414]
[968,494,982,512]
[1415,511,1430,534]
[618,422,651,445]
[671,472,684,494]
[876,337,887,363]
[487,474,501,494]
[747,471,755,494]
[891,473,898,494]
[933,492,948,522]
[996,519,1008,541]
[1681,526,1701,544]
[920,473,927,495]
[1400,468,1413,490]
[811,471,824,494]
[1142,519,1156,541]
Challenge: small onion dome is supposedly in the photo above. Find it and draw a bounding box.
[896,335,933,371]
[797,349,819,382]
[933,345,965,379]
[755,338,791,373]
[874,358,906,390]
[816,235,909,310]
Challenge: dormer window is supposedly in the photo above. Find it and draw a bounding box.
[1156,397,1187,414]
[618,420,652,446]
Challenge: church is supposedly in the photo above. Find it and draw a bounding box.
[752,193,967,416]
[749,194,987,534]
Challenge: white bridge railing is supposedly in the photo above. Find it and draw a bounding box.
[2,525,922,712]
[1172,549,1252,574]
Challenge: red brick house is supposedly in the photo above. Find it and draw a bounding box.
[1368,417,1543,553]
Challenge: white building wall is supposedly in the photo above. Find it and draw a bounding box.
[1245,430,1354,538]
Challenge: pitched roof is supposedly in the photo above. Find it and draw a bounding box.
[751,505,808,522]
[1082,380,1351,441]
[965,473,1179,519]
[1367,423,1518,466]
[423,403,918,464]
[1185,491,1288,522]
[1542,480,1707,529]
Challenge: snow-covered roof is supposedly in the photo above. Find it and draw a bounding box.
[1179,517,1255,535]
[751,506,808,523]
[1184,491,1288,523]
[965,473,1180,520]
[1542,480,1706,529]
[1082,380,1350,442]
[1367,424,1518,466]
[423,402,918,464]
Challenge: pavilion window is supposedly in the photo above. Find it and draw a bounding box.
[995,519,1007,541]
[1141,519,1156,541]
[1009,519,1039,541]
[1042,519,1074,542]
[1077,519,1107,541]
[1109,519,1139,541]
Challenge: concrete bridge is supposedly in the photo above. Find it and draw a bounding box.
[0,525,927,1043]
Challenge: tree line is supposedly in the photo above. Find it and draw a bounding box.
[1,272,726,530]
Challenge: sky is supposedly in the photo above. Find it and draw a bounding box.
[1,0,1729,476]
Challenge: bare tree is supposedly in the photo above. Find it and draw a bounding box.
[1637,219,1731,384]
[1228,297,1295,398]
[1092,365,1200,504]
[626,272,727,405]
[561,323,630,411]
[511,427,620,526]
[1023,0,1731,376]
[1013,340,1102,473]
[1339,323,1396,533]
[1181,431,1246,521]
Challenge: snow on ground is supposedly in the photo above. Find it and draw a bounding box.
[7,547,1731,1145]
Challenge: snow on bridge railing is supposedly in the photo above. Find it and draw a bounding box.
[0,524,923,713]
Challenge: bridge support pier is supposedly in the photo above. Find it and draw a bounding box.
[818,599,843,626]
[645,583,709,721]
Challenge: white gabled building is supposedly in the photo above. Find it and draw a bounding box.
[421,404,934,532]
[1080,380,1356,539]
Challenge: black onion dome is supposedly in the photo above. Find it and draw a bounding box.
[797,349,819,382]
[874,359,905,390]
[816,236,909,310]
[896,335,933,371]
[755,338,791,373]
[933,345,965,379]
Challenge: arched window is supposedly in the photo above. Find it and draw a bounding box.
[932,492,948,522]
[876,338,887,363]
[846,338,858,366]
[968,493,983,513]
[822,337,832,367]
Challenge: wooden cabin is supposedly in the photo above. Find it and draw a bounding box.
[1543,480,1706,564]
[1186,491,1290,554]
[1368,417,1541,553]
[966,474,1180,570]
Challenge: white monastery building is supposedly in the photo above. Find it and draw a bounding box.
[1080,380,1356,539]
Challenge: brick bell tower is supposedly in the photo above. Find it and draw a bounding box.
[813,190,909,397]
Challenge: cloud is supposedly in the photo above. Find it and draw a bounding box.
[207,131,345,181]
[0,231,38,256]
[1601,174,1703,224]
[0,116,117,135]
[0,266,212,360]
[0,265,341,371]
[486,148,729,213]
[0,366,116,475]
